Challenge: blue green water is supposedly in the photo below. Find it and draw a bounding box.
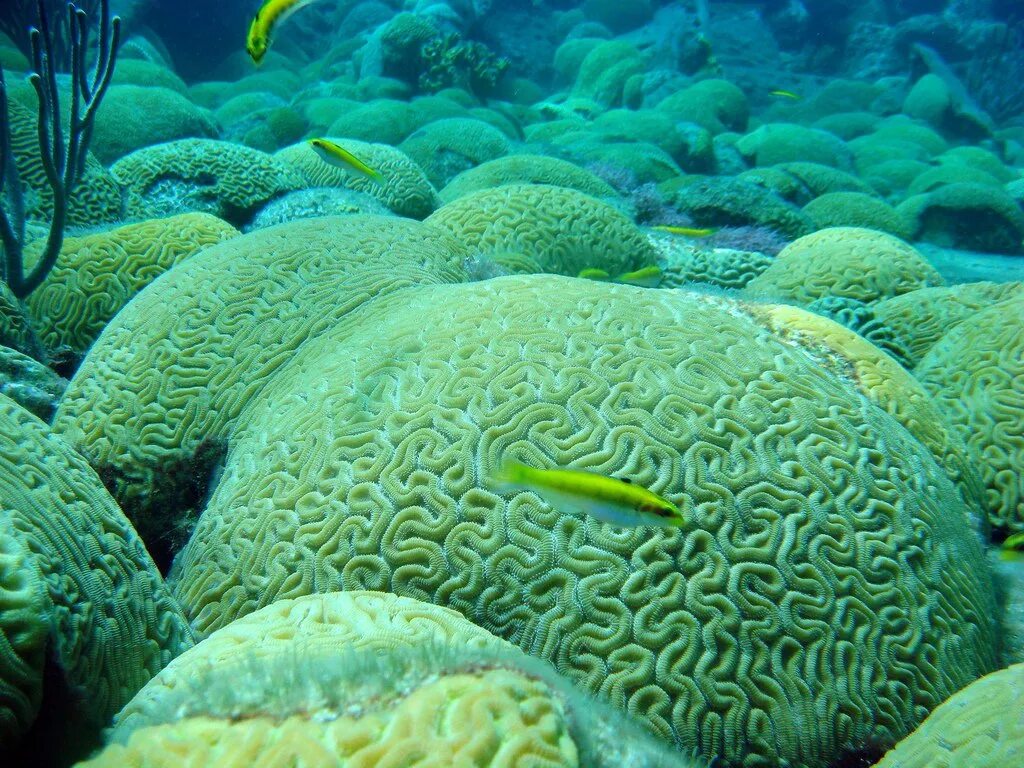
[1,1,1023,767]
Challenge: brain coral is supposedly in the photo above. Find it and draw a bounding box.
[440,154,617,203]
[735,124,853,170]
[275,138,440,219]
[52,216,468,557]
[871,662,1024,768]
[649,235,773,290]
[24,214,239,358]
[425,184,656,276]
[914,293,1024,533]
[0,394,193,756]
[0,344,66,420]
[6,98,124,229]
[804,296,914,370]
[0,281,43,360]
[398,117,512,188]
[82,593,687,768]
[667,177,812,239]
[746,227,944,305]
[872,282,1024,368]
[111,139,304,226]
[167,275,996,767]
[245,186,392,230]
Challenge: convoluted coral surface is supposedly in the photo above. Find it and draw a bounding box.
[275,138,440,218]
[80,592,687,768]
[52,216,467,543]
[914,293,1024,533]
[24,214,239,356]
[163,276,995,768]
[746,227,944,305]
[0,394,193,750]
[426,184,655,276]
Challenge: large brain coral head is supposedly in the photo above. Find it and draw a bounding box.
[168,275,997,768]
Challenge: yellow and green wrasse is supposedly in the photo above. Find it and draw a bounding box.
[615,265,661,288]
[1000,532,1024,562]
[652,225,717,237]
[246,0,321,65]
[308,138,384,183]
[769,89,801,100]
[577,266,662,288]
[491,459,684,528]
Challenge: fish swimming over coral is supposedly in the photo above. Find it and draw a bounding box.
[246,0,322,65]
[1000,532,1024,562]
[577,266,662,288]
[491,459,683,527]
[652,225,717,237]
[769,89,801,100]
[308,138,384,182]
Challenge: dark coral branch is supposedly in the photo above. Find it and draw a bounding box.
[0,0,120,300]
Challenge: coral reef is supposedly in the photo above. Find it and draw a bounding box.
[276,138,440,219]
[154,275,997,767]
[0,394,193,761]
[111,139,303,226]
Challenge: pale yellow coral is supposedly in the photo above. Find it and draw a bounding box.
[871,663,1024,768]
[25,214,239,356]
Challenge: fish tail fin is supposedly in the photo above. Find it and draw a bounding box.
[491,458,529,492]
[368,168,384,184]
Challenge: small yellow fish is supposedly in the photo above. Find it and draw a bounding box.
[1000,532,1024,562]
[615,266,661,288]
[309,138,383,183]
[652,225,717,237]
[578,266,662,288]
[247,0,320,65]
[491,459,683,528]
[769,89,801,100]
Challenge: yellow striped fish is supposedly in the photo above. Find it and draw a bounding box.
[1000,532,1024,562]
[769,89,801,100]
[615,266,661,288]
[246,0,321,65]
[577,266,662,288]
[309,138,384,183]
[652,225,717,237]
[491,459,683,528]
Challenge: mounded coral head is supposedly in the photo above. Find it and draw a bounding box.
[0,395,193,758]
[86,592,688,768]
[165,275,996,767]
[426,183,656,276]
[275,139,440,219]
[746,227,944,305]
[872,662,1024,768]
